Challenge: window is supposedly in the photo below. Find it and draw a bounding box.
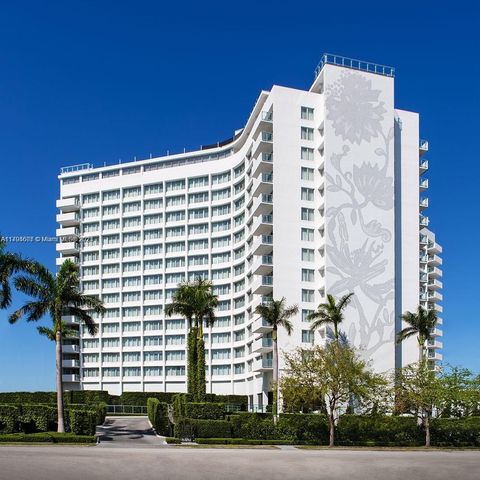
[83,222,99,233]
[102,323,119,333]
[103,367,120,377]
[166,257,185,268]
[302,309,314,322]
[83,252,99,262]
[82,280,99,291]
[212,236,230,249]
[166,179,185,192]
[212,365,231,375]
[212,172,230,185]
[82,339,99,349]
[144,336,162,346]
[215,316,231,328]
[122,307,141,317]
[83,207,99,219]
[83,266,99,276]
[102,249,119,260]
[212,252,230,264]
[188,255,208,266]
[211,220,230,233]
[189,239,208,251]
[189,192,208,204]
[301,228,314,241]
[166,210,185,222]
[234,346,245,357]
[213,284,230,296]
[144,275,161,286]
[301,188,314,201]
[301,127,314,141]
[103,190,120,201]
[123,292,141,303]
[123,231,140,243]
[103,205,120,216]
[102,338,119,348]
[302,289,315,303]
[189,176,208,189]
[165,273,185,284]
[123,186,141,198]
[103,293,119,304]
[144,229,162,240]
[166,350,185,361]
[123,246,141,258]
[103,264,119,274]
[212,268,230,280]
[144,321,162,331]
[144,305,162,316]
[301,147,314,161]
[122,277,141,287]
[102,352,120,363]
[166,195,185,207]
[188,224,208,235]
[103,234,119,246]
[217,300,231,311]
[144,214,161,226]
[144,351,162,362]
[144,199,162,210]
[123,352,141,362]
[212,188,231,201]
[301,106,314,120]
[301,167,314,181]
[124,367,141,377]
[123,201,141,213]
[145,367,162,376]
[188,270,208,282]
[212,204,230,217]
[144,244,162,256]
[123,337,141,347]
[165,241,185,253]
[211,332,231,344]
[166,366,185,376]
[123,217,141,228]
[144,183,162,195]
[104,309,120,319]
[83,193,99,204]
[302,248,315,262]
[144,260,161,270]
[82,353,99,363]
[165,335,185,345]
[302,330,314,344]
[234,363,245,374]
[123,262,141,273]
[144,290,163,300]
[301,208,314,221]
[189,208,209,220]
[302,269,315,282]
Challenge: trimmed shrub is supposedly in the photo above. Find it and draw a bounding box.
[0,391,110,405]
[430,417,480,447]
[147,398,171,436]
[67,391,110,405]
[196,438,291,445]
[18,405,57,433]
[215,395,248,411]
[0,432,95,443]
[172,393,193,419]
[184,403,225,420]
[165,437,182,444]
[68,408,98,435]
[0,405,19,433]
[173,418,231,439]
[228,413,276,440]
[336,415,422,446]
[276,414,329,444]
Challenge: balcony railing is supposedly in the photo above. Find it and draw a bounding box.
[261,132,273,142]
[314,53,395,78]
[261,111,273,121]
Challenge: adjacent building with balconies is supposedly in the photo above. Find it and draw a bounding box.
[56,54,443,409]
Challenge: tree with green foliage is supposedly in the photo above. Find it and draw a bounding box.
[8,259,105,432]
[308,293,354,341]
[0,236,36,309]
[281,342,387,447]
[166,278,218,400]
[254,297,298,420]
[396,306,438,361]
[394,361,442,447]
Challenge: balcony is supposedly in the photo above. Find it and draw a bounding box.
[427,254,442,266]
[419,234,428,245]
[252,173,273,197]
[56,241,80,256]
[253,356,273,371]
[56,197,80,213]
[430,327,443,337]
[427,241,443,254]
[252,275,273,295]
[428,291,443,302]
[419,198,429,211]
[252,317,273,334]
[428,278,443,290]
[419,179,429,192]
[252,234,273,255]
[427,350,442,362]
[428,302,443,313]
[56,226,80,239]
[419,160,429,174]
[252,132,273,158]
[254,111,273,136]
[56,212,80,227]
[62,315,79,325]
[251,214,273,236]
[251,193,273,217]
[419,215,429,227]
[427,266,442,278]
[62,359,80,368]
[419,139,429,156]
[56,256,79,266]
[251,152,273,178]
[62,374,80,382]
[62,344,80,354]
[252,336,273,353]
[252,254,273,276]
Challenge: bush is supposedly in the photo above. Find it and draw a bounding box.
[0,405,19,433]
[193,419,232,438]
[68,408,98,436]
[228,413,276,440]
[214,395,248,411]
[276,414,330,444]
[165,437,181,444]
[18,405,57,433]
[0,432,95,443]
[172,394,193,419]
[67,391,110,405]
[119,392,177,406]
[0,391,110,405]
[184,403,225,420]
[430,417,480,447]
[336,415,422,446]
[147,398,171,436]
[196,438,291,445]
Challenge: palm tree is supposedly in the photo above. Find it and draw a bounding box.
[308,293,354,341]
[37,321,78,341]
[8,259,105,432]
[0,237,36,309]
[166,278,218,399]
[396,306,438,361]
[254,297,298,419]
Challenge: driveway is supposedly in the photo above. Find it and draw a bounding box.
[0,446,479,480]
[96,415,165,447]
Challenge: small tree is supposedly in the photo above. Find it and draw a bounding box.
[281,343,387,446]
[394,362,443,447]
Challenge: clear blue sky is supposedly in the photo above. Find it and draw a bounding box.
[0,1,478,391]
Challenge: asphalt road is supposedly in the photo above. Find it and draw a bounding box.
[0,446,479,480]
[96,415,164,447]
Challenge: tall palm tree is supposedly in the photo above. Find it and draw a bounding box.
[308,293,354,341]
[166,278,218,399]
[8,259,105,432]
[0,237,36,309]
[254,297,298,419]
[37,321,78,341]
[396,306,438,362]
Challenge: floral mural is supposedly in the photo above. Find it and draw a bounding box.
[324,70,395,365]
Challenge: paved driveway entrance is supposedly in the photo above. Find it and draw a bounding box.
[97,416,165,447]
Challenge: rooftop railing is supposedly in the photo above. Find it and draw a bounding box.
[314,53,395,78]
[60,163,93,174]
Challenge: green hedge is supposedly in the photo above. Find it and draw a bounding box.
[118,392,177,406]
[18,405,57,433]
[0,432,96,443]
[228,413,276,440]
[430,417,480,447]
[173,418,232,440]
[184,402,225,420]
[196,438,291,445]
[147,398,171,436]
[68,409,98,436]
[165,437,182,444]
[0,405,19,433]
[276,414,330,444]
[0,391,109,405]
[336,415,423,446]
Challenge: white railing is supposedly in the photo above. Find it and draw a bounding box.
[315,53,395,78]
[60,163,93,174]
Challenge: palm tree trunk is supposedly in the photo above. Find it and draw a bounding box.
[272,327,278,423]
[187,328,197,396]
[55,330,65,433]
[196,323,206,401]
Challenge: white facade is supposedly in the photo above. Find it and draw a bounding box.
[56,54,442,407]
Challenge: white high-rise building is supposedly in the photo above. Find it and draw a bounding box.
[56,54,443,408]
